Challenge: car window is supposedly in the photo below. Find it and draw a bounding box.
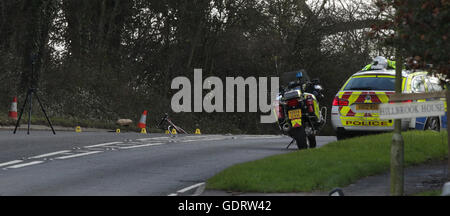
[411,75,425,93]
[343,76,396,91]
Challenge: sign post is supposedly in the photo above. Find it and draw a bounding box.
[382,90,449,189]
[447,91,450,181]
[391,54,404,196]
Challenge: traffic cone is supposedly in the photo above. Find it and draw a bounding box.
[137,110,147,129]
[8,97,18,120]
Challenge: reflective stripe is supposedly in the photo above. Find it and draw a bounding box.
[314,99,320,118]
[406,74,414,92]
[388,60,396,69]
[338,91,392,117]
[342,120,393,127]
[444,98,447,112]
[340,116,394,127]
[352,75,377,78]
[362,64,372,71]
[291,119,302,127]
[340,78,352,91]
[402,77,406,91]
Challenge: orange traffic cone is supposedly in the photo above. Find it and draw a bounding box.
[8,97,18,120]
[137,110,147,129]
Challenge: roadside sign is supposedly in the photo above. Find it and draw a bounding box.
[379,100,445,119]
[388,90,450,181]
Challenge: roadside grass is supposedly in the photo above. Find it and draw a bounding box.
[0,114,15,126]
[411,190,442,196]
[206,130,448,193]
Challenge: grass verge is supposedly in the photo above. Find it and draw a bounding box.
[411,190,442,196]
[206,130,448,193]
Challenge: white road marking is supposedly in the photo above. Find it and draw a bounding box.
[0,160,23,168]
[7,161,44,169]
[180,137,227,143]
[115,143,143,146]
[85,142,123,148]
[240,135,283,139]
[167,193,178,196]
[177,182,206,194]
[119,143,164,149]
[180,140,197,143]
[29,150,71,159]
[181,135,219,139]
[195,138,226,142]
[136,137,170,142]
[55,151,102,160]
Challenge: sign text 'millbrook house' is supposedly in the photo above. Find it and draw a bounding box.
[379,100,445,119]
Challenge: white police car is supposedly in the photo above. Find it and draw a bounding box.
[331,58,446,140]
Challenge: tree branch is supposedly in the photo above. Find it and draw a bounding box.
[320,19,381,35]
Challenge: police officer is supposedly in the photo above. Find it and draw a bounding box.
[362,56,397,71]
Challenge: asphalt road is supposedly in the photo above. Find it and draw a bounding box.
[0,130,336,195]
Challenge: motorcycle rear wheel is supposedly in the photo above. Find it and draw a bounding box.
[290,127,308,150]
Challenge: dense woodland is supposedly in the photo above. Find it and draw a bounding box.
[0,0,446,134]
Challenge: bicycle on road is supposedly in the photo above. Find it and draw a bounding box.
[157,113,188,134]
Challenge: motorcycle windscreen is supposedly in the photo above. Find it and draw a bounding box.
[280,70,310,87]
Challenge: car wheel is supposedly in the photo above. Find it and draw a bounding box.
[425,117,440,132]
[335,127,351,140]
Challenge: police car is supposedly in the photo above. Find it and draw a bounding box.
[331,57,447,140]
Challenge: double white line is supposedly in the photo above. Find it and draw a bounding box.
[29,150,71,159]
[0,160,44,169]
[7,161,44,169]
[0,136,221,170]
[0,160,24,168]
[85,142,123,148]
[55,151,103,160]
[118,143,164,149]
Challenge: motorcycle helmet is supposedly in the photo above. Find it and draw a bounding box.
[371,56,388,70]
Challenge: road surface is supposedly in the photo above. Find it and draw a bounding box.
[0,130,336,195]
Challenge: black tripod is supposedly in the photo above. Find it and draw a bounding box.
[13,54,55,135]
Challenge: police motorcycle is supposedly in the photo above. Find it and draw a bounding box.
[275,71,327,149]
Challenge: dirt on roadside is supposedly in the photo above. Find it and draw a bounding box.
[340,160,448,196]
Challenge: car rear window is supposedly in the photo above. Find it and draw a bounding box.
[343,76,396,91]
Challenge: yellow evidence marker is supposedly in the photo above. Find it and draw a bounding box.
[195,129,201,135]
[75,126,82,133]
[171,128,177,134]
[140,128,147,134]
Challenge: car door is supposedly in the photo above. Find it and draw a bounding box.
[409,74,428,129]
[425,76,446,130]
